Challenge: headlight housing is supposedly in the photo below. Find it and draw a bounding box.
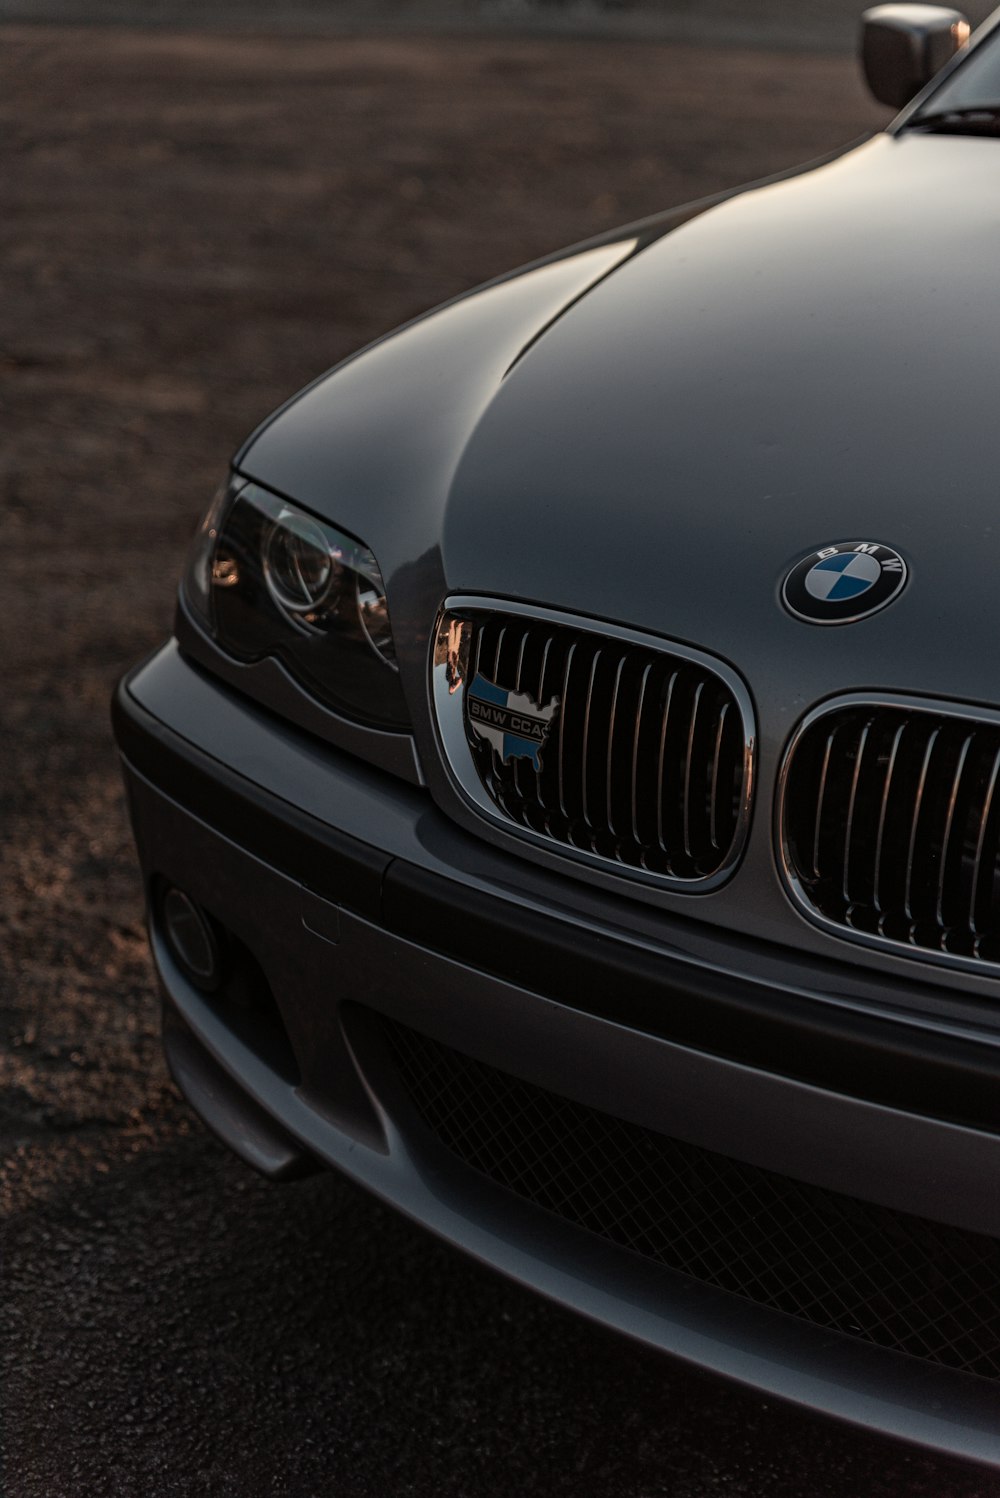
[182,478,408,729]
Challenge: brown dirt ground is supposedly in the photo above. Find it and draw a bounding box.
[7,27,987,1498]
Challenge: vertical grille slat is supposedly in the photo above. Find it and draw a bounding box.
[508,626,530,815]
[514,628,528,688]
[682,681,705,863]
[445,609,753,887]
[491,624,506,678]
[811,728,837,882]
[872,719,906,916]
[579,650,603,834]
[842,717,873,909]
[783,699,1000,971]
[903,727,940,926]
[708,700,730,853]
[630,662,653,849]
[534,633,556,817]
[969,745,1000,942]
[605,656,627,843]
[489,624,508,790]
[656,670,680,863]
[555,641,577,824]
[936,732,973,932]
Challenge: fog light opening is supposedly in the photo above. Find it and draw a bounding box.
[160,886,222,990]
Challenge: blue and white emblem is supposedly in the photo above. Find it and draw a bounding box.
[466,675,560,770]
[783,541,907,624]
[804,550,882,602]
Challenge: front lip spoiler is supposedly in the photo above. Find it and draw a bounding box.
[162,1007,315,1181]
[152,929,1000,1472]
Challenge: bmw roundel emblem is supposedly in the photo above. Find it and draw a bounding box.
[782,541,907,625]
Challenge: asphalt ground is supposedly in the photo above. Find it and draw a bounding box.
[2,23,998,1498]
[4,1,999,52]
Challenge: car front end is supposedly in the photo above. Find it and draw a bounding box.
[114,40,1000,1464]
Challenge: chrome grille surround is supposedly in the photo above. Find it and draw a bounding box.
[432,598,755,892]
[778,693,1000,978]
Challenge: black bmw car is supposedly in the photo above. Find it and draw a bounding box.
[114,4,1000,1464]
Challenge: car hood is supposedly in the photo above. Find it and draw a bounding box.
[440,131,1000,719]
[241,130,1000,737]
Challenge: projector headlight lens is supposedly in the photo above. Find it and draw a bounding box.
[263,510,335,620]
[182,479,405,727]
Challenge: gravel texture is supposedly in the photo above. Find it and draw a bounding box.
[1,23,997,1496]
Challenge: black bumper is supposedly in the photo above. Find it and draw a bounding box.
[113,643,1000,1465]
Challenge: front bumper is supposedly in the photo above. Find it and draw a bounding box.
[114,642,1000,1465]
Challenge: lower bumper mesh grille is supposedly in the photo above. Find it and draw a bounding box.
[382,1017,1000,1380]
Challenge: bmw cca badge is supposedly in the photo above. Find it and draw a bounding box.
[466,675,560,770]
[782,541,907,625]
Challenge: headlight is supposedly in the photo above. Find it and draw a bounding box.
[182,478,408,729]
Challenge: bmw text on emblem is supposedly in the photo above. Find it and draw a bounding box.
[782,541,907,625]
[466,675,560,770]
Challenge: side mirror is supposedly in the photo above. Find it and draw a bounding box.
[860,4,970,108]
